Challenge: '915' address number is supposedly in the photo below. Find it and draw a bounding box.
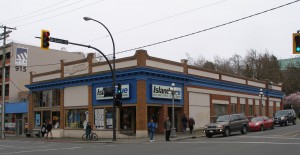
[15,66,26,72]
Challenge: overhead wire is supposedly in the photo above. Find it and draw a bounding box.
[66,0,230,48]
[113,0,300,56]
[15,0,105,27]
[5,0,87,25]
[3,0,300,68]
[2,0,71,24]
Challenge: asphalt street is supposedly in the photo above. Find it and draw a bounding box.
[0,122,300,155]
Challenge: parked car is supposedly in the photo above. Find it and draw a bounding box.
[249,116,274,131]
[204,114,249,138]
[273,109,296,126]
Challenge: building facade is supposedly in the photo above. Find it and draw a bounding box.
[26,50,283,138]
[0,42,85,136]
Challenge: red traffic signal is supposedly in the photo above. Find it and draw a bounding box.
[41,30,50,50]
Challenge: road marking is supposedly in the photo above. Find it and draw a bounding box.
[0,147,81,154]
[279,130,300,136]
[176,141,300,145]
[237,135,300,140]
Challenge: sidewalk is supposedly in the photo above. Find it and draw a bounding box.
[2,129,205,144]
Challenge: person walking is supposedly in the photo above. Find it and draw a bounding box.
[46,120,53,139]
[40,123,46,138]
[85,122,92,140]
[164,116,171,141]
[188,116,195,134]
[147,118,156,142]
[181,114,188,133]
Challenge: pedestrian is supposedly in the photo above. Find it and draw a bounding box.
[181,113,188,133]
[85,122,92,140]
[188,116,195,134]
[40,123,46,138]
[164,116,171,141]
[46,120,53,139]
[147,118,156,142]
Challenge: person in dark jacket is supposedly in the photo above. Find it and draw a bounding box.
[164,116,171,141]
[188,116,195,134]
[40,123,46,138]
[147,119,156,142]
[181,114,188,133]
[46,121,53,139]
[85,122,92,140]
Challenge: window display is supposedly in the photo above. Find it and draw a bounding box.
[65,109,87,129]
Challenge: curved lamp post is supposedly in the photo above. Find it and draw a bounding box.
[169,83,177,138]
[83,17,117,141]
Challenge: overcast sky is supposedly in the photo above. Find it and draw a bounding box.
[1,0,300,62]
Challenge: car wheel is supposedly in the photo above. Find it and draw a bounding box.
[260,125,264,131]
[223,127,230,137]
[206,133,212,138]
[293,119,296,125]
[241,125,247,134]
[271,124,274,129]
[285,120,289,126]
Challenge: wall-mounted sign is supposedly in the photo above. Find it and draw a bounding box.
[95,109,105,129]
[152,84,182,100]
[15,47,28,66]
[64,62,88,77]
[96,84,130,100]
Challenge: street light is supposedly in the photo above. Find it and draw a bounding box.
[169,83,177,138]
[259,89,264,116]
[83,17,117,141]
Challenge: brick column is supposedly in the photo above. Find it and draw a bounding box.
[245,98,249,116]
[60,89,65,129]
[28,93,34,131]
[252,99,256,116]
[237,98,241,113]
[158,104,168,133]
[88,85,93,124]
[136,80,147,137]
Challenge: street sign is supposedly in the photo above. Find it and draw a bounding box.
[50,37,69,45]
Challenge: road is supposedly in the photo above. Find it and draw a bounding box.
[0,123,300,155]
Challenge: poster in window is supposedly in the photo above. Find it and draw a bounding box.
[35,114,40,126]
[106,112,113,129]
[95,109,105,129]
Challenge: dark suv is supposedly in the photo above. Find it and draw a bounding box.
[273,109,296,126]
[204,114,249,138]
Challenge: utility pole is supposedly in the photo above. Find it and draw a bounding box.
[0,25,16,139]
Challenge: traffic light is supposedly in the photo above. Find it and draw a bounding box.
[41,30,50,50]
[115,83,122,107]
[293,33,300,54]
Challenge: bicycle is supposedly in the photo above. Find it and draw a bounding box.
[82,132,98,141]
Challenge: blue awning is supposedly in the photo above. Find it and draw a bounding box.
[4,102,28,114]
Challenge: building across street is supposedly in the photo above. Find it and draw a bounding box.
[25,49,283,139]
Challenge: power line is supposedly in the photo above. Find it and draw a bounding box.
[114,0,300,55]
[2,0,70,24]
[10,79,29,95]
[15,0,105,27]
[6,0,87,25]
[67,0,229,48]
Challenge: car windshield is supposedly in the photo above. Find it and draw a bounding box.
[275,110,289,116]
[216,115,230,122]
[251,117,263,122]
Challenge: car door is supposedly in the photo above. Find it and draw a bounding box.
[229,115,238,132]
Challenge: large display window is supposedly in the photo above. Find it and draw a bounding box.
[65,109,87,129]
[33,110,60,129]
[94,108,113,130]
[32,89,60,108]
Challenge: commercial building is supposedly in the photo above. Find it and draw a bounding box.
[0,42,85,136]
[26,50,283,138]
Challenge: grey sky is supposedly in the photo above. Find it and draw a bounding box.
[1,0,300,62]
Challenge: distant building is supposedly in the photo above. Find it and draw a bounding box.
[0,42,85,136]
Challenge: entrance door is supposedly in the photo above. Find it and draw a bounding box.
[16,120,23,136]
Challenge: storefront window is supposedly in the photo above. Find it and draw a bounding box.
[240,104,245,114]
[65,109,87,129]
[4,114,16,134]
[249,105,253,116]
[231,103,237,113]
[214,104,228,116]
[42,111,50,124]
[33,89,60,108]
[34,111,41,128]
[52,111,60,128]
[94,108,114,130]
